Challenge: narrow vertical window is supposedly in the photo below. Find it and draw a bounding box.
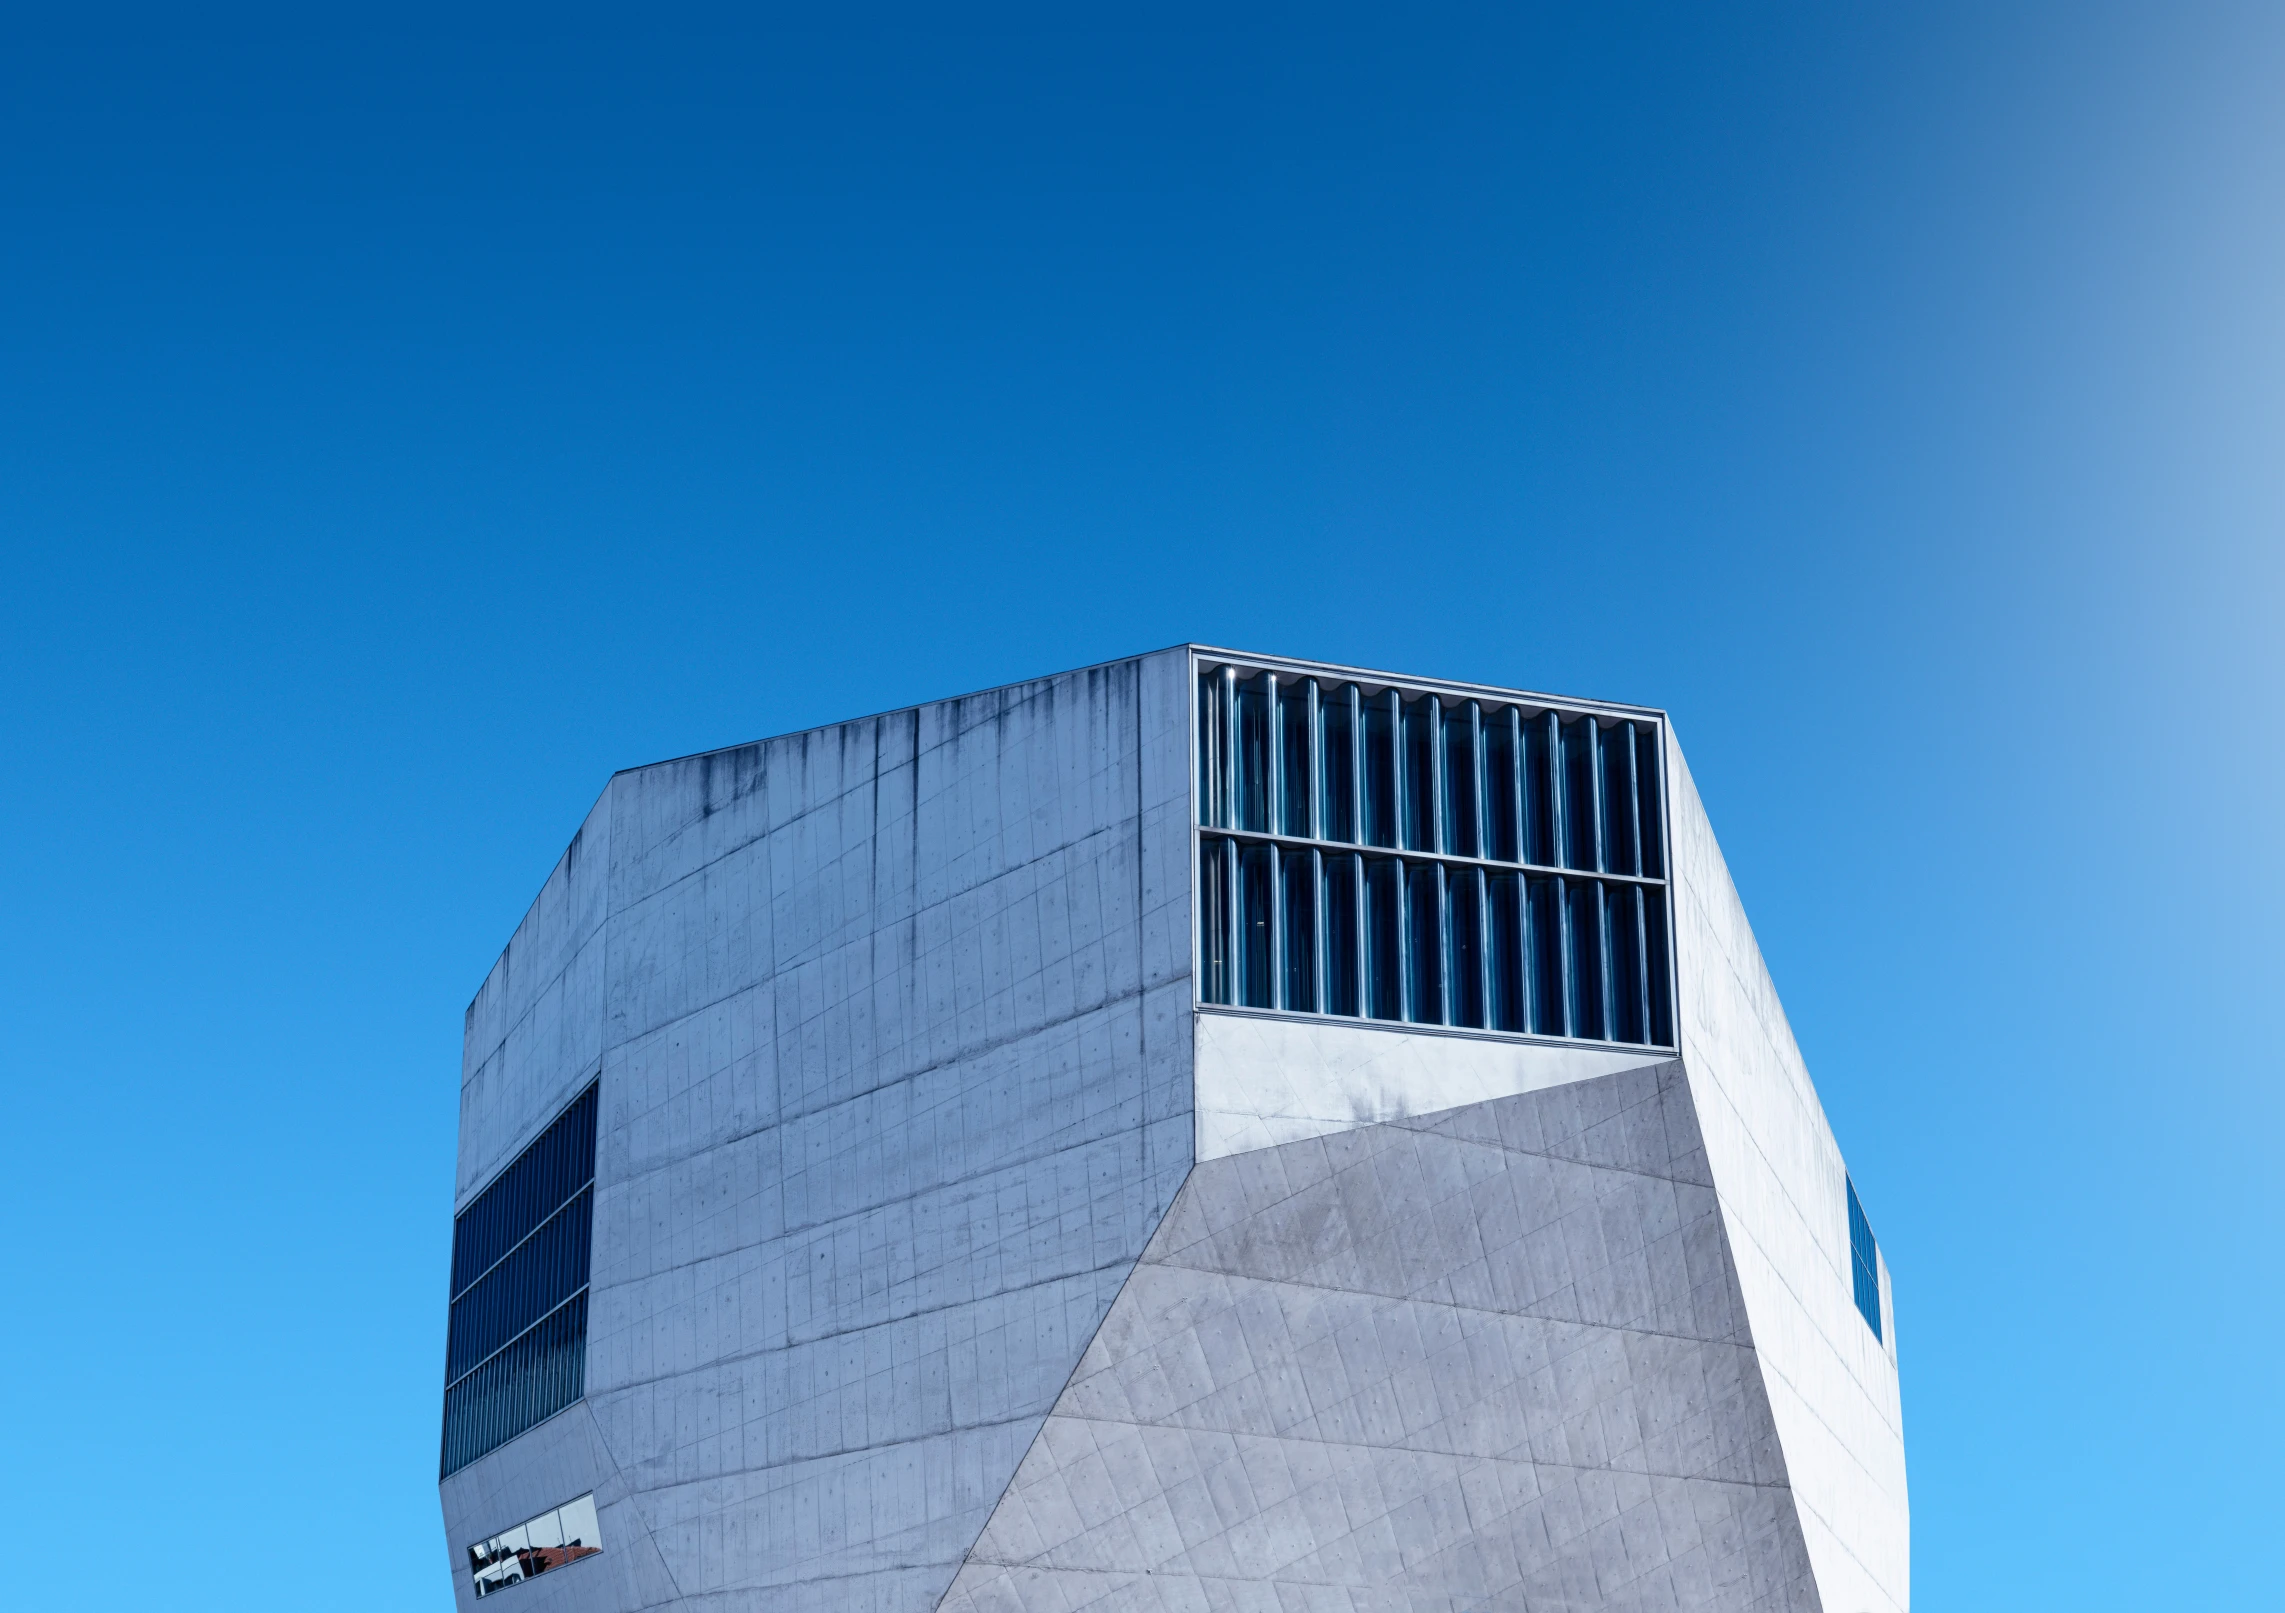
[1319,684,1359,843]
[1363,692,1399,848]
[1487,872,1525,1031]
[1644,884,1673,1046]
[1400,696,1439,852]
[1278,678,1316,838]
[1848,1178,1884,1341]
[1484,707,1521,864]
[1445,865,1485,1028]
[1561,716,1601,871]
[1197,836,1234,1004]
[1404,862,1443,1023]
[1235,673,1273,833]
[1601,719,1642,877]
[1440,701,1480,857]
[1323,852,1362,1016]
[1236,842,1275,1008]
[1280,847,1318,1012]
[1196,669,1232,828]
[1634,723,1665,878]
[1606,882,1646,1044]
[1527,874,1565,1035]
[1565,877,1605,1039]
[1365,857,1405,1020]
[1526,709,1559,866]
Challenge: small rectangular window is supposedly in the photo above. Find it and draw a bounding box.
[1848,1178,1884,1340]
[469,1493,604,1598]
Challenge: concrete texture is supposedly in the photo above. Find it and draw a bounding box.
[442,650,1198,1611]
[940,1061,1820,1612]
[440,647,1905,1613]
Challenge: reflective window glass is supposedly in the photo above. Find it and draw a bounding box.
[1404,862,1442,1023]
[1322,853,1361,1016]
[1319,686,1358,843]
[1364,857,1404,1020]
[1277,679,1315,838]
[1362,692,1398,848]
[1400,697,1438,852]
[1280,848,1317,1012]
[469,1493,604,1598]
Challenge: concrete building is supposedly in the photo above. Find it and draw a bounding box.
[437,647,1906,1613]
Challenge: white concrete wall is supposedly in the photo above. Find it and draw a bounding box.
[1667,731,1910,1613]
[440,650,1197,1613]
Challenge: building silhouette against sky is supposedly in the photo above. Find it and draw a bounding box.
[437,646,1907,1612]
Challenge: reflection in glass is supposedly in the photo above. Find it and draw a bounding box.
[1445,865,1484,1028]
[469,1493,604,1598]
[1197,836,1233,1004]
[1487,872,1525,1033]
[1561,716,1601,872]
[1400,697,1438,852]
[1404,862,1442,1024]
[1483,707,1520,865]
[1196,666,1232,828]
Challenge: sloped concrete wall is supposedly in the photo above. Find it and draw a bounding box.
[940,1060,1820,1612]
[1666,733,1909,1613]
[440,649,1198,1611]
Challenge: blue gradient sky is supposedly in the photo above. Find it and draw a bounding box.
[2,8,2278,1609]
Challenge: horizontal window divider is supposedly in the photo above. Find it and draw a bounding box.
[451,1181,596,1306]
[1198,999,1677,1054]
[1199,826,1669,887]
[444,1285,590,1395]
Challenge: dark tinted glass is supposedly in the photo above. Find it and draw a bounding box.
[450,1086,598,1299]
[1445,866,1484,1028]
[1601,720,1642,877]
[1362,692,1399,848]
[1365,857,1404,1020]
[441,1290,589,1478]
[1401,698,1437,852]
[1561,716,1601,872]
[442,1081,598,1479]
[1441,703,1480,858]
[1634,723,1664,878]
[1196,669,1231,828]
[1280,848,1317,1012]
[1528,875,1564,1035]
[1565,878,1605,1039]
[1483,709,1520,864]
[446,1186,593,1383]
[1404,863,1442,1023]
[1848,1178,1883,1340]
[1236,842,1275,1008]
[1277,679,1315,837]
[1607,884,1646,1045]
[1319,685,1358,843]
[1235,673,1273,833]
[1197,836,1233,1004]
[1525,710,1558,866]
[1322,853,1361,1016]
[1487,873,1525,1032]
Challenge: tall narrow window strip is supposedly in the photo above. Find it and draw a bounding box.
[1323,852,1361,1016]
[1278,680,1316,838]
[1848,1178,1884,1340]
[1400,697,1437,852]
[1484,707,1521,864]
[443,1084,598,1478]
[1280,848,1317,1013]
[1602,720,1642,877]
[1236,842,1275,1008]
[1319,685,1358,844]
[1404,862,1442,1024]
[1365,857,1404,1020]
[1362,693,1398,848]
[1634,723,1665,879]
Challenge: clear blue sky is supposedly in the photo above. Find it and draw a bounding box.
[2,7,2277,1608]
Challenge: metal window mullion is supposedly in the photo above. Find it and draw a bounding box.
[443,1283,591,1396]
[1631,882,1652,1044]
[1264,673,1281,836]
[1220,666,1238,829]
[1304,677,1322,839]
[1268,842,1285,1011]
[451,1181,593,1306]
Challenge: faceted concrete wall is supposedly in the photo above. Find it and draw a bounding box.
[440,650,1198,1612]
[1665,732,1908,1613]
[939,1060,1821,1612]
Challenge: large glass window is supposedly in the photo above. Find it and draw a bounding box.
[468,1493,604,1598]
[442,1084,598,1478]
[1196,661,1674,1048]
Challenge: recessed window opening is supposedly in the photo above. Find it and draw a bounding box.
[1195,662,1675,1048]
[441,1083,598,1478]
[1848,1177,1884,1341]
[468,1493,604,1598]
